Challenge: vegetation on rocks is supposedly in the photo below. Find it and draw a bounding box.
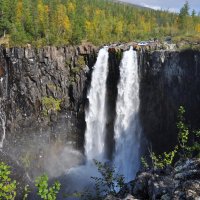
[0,106,199,199]
[90,160,125,198]
[35,175,61,200]
[71,56,85,74]
[148,146,178,170]
[41,96,62,116]
[0,162,16,200]
[0,166,61,200]
[141,106,200,171]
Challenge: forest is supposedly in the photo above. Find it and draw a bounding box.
[0,0,200,46]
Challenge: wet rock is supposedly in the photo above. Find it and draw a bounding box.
[148,176,173,199]
[104,195,120,200]
[0,65,5,77]
[122,194,138,200]
[132,172,152,199]
[105,194,138,200]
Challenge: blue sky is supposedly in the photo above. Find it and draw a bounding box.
[120,0,199,13]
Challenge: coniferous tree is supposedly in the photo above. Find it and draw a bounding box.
[0,0,199,46]
[178,1,190,30]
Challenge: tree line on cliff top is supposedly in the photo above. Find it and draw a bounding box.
[0,0,200,46]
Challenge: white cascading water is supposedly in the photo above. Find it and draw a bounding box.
[0,75,7,149]
[0,112,6,149]
[65,48,109,194]
[85,47,109,161]
[113,47,141,182]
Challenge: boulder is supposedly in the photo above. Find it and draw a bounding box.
[113,159,200,200]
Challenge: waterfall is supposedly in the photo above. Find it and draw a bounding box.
[0,112,6,149]
[0,76,7,149]
[84,47,109,161]
[63,46,143,194]
[65,47,109,194]
[113,47,141,182]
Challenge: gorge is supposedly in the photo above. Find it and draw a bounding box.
[0,44,200,199]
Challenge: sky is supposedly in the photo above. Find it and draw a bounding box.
[119,0,199,13]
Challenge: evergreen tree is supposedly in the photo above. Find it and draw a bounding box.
[0,0,199,46]
[178,1,190,30]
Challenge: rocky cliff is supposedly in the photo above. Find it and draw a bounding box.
[0,44,97,178]
[105,158,200,200]
[139,49,200,153]
[0,44,200,179]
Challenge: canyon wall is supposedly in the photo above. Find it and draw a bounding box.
[0,45,200,175]
[0,45,97,145]
[0,45,97,180]
[139,49,200,152]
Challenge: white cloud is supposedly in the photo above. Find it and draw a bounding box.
[168,8,179,13]
[141,3,162,10]
[141,3,179,13]
[119,0,199,13]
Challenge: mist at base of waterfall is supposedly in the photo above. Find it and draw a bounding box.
[0,47,143,199]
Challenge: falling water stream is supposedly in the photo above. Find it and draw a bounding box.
[0,75,7,149]
[0,112,6,149]
[84,47,109,162]
[64,48,110,195]
[0,45,142,199]
[83,46,141,183]
[113,47,141,182]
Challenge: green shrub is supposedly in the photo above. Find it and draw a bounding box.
[0,162,16,200]
[177,106,200,158]
[163,147,178,165]
[35,174,61,200]
[146,106,200,170]
[177,106,192,158]
[41,96,62,116]
[149,146,178,170]
[141,157,149,169]
[76,160,125,200]
[23,185,30,200]
[189,130,200,158]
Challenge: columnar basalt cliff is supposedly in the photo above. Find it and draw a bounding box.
[0,45,97,145]
[0,44,200,180]
[139,49,200,153]
[0,45,98,180]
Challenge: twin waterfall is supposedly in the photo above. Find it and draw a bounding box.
[85,47,141,181]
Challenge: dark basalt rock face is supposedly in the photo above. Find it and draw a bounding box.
[105,50,122,159]
[0,45,97,179]
[139,49,200,153]
[0,45,97,136]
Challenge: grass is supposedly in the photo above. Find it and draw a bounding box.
[173,34,200,44]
